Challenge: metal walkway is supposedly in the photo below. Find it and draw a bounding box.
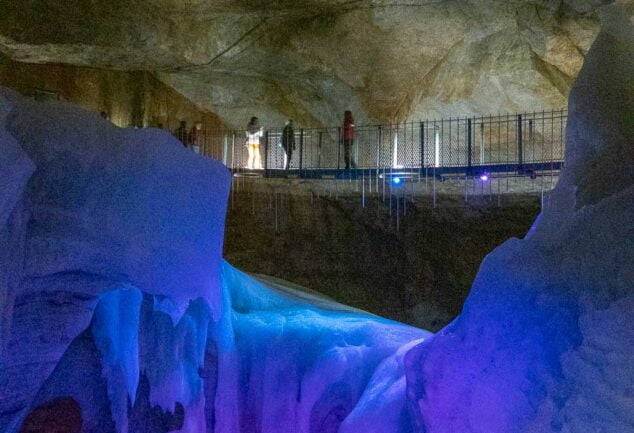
[189,110,567,183]
[236,161,564,180]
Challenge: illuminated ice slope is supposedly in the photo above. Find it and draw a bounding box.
[0,85,429,433]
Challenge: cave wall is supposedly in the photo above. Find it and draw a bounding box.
[2,1,632,129]
[0,55,222,131]
[223,188,542,331]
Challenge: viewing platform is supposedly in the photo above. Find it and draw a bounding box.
[193,110,567,189]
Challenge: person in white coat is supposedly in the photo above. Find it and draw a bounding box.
[246,117,264,169]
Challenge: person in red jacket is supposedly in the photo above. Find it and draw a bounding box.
[342,110,355,169]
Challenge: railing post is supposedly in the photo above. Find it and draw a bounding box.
[231,131,236,170]
[337,127,342,170]
[434,120,442,167]
[467,118,472,173]
[376,125,382,170]
[517,114,523,169]
[419,121,425,169]
[392,126,399,168]
[528,119,534,163]
[318,131,323,168]
[299,128,304,172]
[264,130,269,175]
[480,121,485,164]
[223,133,228,166]
[376,125,382,191]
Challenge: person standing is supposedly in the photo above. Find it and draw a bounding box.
[246,117,264,169]
[189,122,203,154]
[281,119,295,170]
[342,110,355,169]
[174,121,188,147]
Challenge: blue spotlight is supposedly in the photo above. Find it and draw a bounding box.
[392,176,402,185]
[479,173,489,182]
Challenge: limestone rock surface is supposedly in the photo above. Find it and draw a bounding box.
[1,0,633,127]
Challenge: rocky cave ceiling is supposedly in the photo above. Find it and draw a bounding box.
[1,0,632,128]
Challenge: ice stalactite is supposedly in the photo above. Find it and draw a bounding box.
[91,288,143,433]
[139,297,212,433]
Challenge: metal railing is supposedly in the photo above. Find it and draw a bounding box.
[186,109,567,178]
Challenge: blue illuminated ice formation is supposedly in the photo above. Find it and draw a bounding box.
[0,85,430,433]
[405,6,634,433]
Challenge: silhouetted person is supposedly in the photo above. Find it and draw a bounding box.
[281,119,295,170]
[100,111,110,121]
[174,121,188,147]
[189,122,203,154]
[246,117,263,169]
[342,110,355,169]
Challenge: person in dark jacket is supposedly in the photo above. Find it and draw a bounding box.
[189,122,203,154]
[174,120,188,147]
[342,110,355,169]
[281,119,295,170]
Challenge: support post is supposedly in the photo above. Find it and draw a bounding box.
[264,130,269,175]
[231,131,236,170]
[223,133,228,166]
[337,127,342,170]
[419,121,425,169]
[318,131,323,168]
[517,114,523,169]
[376,125,382,170]
[434,125,440,168]
[299,128,304,172]
[467,118,473,173]
[528,119,534,163]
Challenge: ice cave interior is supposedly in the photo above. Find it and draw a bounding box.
[0,2,633,433]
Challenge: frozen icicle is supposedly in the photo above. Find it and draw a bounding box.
[91,287,143,433]
[138,296,211,431]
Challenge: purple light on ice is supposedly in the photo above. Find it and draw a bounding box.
[479,174,489,182]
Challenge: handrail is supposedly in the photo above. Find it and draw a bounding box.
[181,109,567,176]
